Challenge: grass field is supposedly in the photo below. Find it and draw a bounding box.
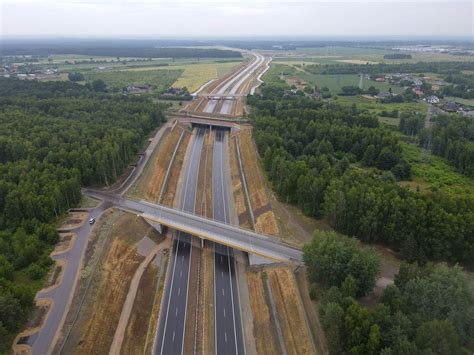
[269,46,474,64]
[268,63,405,94]
[400,142,474,196]
[444,96,474,107]
[83,68,183,92]
[336,95,427,115]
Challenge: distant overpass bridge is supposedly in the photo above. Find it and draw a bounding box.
[198,93,246,99]
[85,190,302,262]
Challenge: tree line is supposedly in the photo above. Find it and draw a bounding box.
[303,61,474,76]
[1,45,242,59]
[249,86,474,264]
[0,78,166,350]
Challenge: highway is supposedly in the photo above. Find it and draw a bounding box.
[202,52,266,115]
[212,129,244,354]
[155,128,205,355]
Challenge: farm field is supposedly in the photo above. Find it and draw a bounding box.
[168,61,241,92]
[83,68,183,92]
[268,46,474,64]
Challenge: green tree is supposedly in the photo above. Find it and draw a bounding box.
[92,79,107,92]
[303,231,380,296]
[415,320,462,355]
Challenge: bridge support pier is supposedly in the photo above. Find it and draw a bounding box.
[143,218,163,234]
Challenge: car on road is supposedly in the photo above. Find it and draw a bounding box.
[89,217,96,225]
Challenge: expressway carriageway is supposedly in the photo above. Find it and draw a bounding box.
[212,129,244,354]
[202,52,266,115]
[154,128,205,355]
[83,190,303,262]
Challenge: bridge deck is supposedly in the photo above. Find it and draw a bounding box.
[84,190,302,262]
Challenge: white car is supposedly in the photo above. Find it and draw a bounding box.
[89,217,96,225]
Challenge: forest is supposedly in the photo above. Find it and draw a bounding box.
[0,78,166,349]
[248,85,474,264]
[304,232,474,353]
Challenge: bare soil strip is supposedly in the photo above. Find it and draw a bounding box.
[294,267,328,355]
[110,242,165,354]
[60,213,162,354]
[228,135,251,229]
[161,130,192,206]
[267,267,314,355]
[246,271,279,355]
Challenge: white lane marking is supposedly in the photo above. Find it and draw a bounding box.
[180,270,183,278]
[160,233,182,354]
[225,332,227,343]
[176,307,178,317]
[227,247,239,354]
[224,308,226,317]
[222,288,225,296]
[178,287,181,296]
[173,331,175,342]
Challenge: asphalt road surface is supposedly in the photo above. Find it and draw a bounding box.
[212,129,244,354]
[155,128,205,355]
[28,201,111,355]
[83,191,303,262]
[202,53,265,114]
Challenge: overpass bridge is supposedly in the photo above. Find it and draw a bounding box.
[84,190,302,262]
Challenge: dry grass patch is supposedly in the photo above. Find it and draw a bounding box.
[267,267,314,355]
[247,271,279,355]
[161,129,192,206]
[63,213,161,354]
[120,261,159,355]
[238,129,279,235]
[255,211,279,236]
[228,135,250,228]
[129,125,190,203]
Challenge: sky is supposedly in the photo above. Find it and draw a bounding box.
[0,0,473,39]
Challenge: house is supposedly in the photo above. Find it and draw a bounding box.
[445,101,459,112]
[462,110,474,117]
[375,77,385,82]
[414,89,424,97]
[311,92,322,100]
[126,84,153,94]
[413,79,423,86]
[425,95,440,104]
[377,91,392,99]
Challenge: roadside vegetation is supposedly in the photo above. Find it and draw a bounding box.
[0,78,166,350]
